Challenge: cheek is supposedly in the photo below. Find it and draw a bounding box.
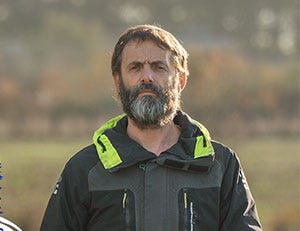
[166,77,180,91]
[122,74,140,88]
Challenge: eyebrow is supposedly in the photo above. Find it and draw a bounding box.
[150,60,168,66]
[127,60,169,69]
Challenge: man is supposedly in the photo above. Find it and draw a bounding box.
[40,24,262,231]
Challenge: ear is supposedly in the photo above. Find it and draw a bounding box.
[113,74,120,92]
[178,71,187,93]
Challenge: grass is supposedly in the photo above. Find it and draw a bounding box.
[0,138,90,230]
[224,136,300,231]
[0,136,299,230]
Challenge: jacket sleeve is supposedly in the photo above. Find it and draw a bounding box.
[219,151,262,231]
[40,161,90,231]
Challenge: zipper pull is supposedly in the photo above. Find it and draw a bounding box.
[122,189,127,209]
[123,189,131,230]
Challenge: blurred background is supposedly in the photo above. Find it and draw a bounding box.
[0,0,299,230]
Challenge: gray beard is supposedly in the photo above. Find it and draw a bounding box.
[118,80,180,129]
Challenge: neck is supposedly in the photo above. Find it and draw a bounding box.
[127,118,181,156]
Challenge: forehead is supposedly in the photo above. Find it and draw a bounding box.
[122,40,171,64]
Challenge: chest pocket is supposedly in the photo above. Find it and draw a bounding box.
[178,187,220,231]
[88,189,136,231]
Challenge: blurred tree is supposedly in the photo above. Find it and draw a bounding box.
[0,0,298,137]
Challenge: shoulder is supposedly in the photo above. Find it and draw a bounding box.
[63,144,100,178]
[211,140,240,168]
[211,140,235,156]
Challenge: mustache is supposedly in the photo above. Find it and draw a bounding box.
[130,83,164,100]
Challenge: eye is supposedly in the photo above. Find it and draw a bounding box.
[130,66,139,71]
[158,65,166,70]
[152,63,168,72]
[128,63,141,72]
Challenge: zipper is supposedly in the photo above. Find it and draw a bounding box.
[189,201,194,231]
[123,189,131,231]
[183,189,188,231]
[183,189,194,231]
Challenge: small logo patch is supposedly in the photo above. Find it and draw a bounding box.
[53,176,62,195]
[239,170,249,190]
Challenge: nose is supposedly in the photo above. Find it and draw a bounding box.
[140,65,154,83]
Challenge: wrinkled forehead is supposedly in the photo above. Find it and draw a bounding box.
[123,40,170,59]
[121,40,176,69]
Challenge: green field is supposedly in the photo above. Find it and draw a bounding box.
[1,137,299,230]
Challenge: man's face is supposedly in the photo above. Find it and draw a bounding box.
[114,40,186,129]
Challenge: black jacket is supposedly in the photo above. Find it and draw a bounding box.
[40,111,262,231]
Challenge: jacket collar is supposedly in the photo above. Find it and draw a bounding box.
[93,111,214,173]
